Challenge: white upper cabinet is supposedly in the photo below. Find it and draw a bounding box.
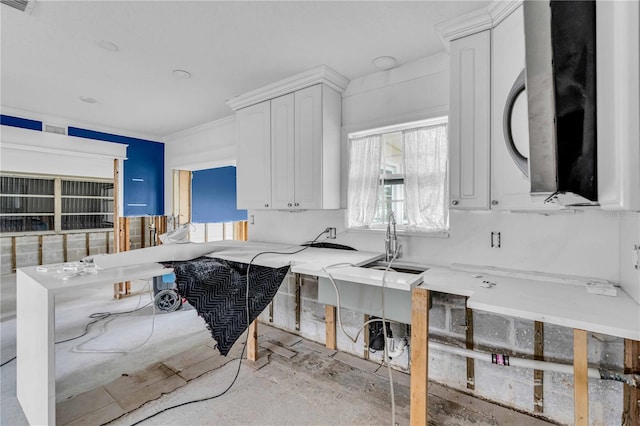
[596,0,640,211]
[236,100,271,209]
[229,67,348,211]
[448,30,491,210]
[270,93,296,209]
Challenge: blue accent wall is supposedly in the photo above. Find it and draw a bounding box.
[68,127,164,216]
[0,114,42,131]
[192,167,247,223]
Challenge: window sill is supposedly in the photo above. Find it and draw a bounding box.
[347,227,450,239]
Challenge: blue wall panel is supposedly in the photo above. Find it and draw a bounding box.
[192,167,247,223]
[0,114,42,131]
[67,127,164,216]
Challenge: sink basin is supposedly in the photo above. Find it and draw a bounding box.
[363,260,429,275]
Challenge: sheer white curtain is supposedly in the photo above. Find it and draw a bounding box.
[403,125,448,232]
[347,135,381,228]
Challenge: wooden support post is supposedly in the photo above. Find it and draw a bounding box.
[38,235,43,266]
[623,339,640,426]
[11,236,16,272]
[574,329,589,426]
[85,233,90,256]
[295,273,301,332]
[364,314,370,360]
[534,321,545,413]
[62,234,68,262]
[325,305,337,350]
[247,320,258,362]
[465,303,475,390]
[410,286,430,426]
[105,231,110,253]
[140,217,146,248]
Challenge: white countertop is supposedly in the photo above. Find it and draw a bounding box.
[18,263,171,294]
[417,266,640,341]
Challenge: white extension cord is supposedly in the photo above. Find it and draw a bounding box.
[322,246,402,426]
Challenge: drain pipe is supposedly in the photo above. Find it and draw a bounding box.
[429,341,639,387]
[385,336,407,359]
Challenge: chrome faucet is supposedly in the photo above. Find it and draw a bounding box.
[385,211,399,262]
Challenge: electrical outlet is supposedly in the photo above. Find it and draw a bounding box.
[491,232,501,248]
[327,227,337,239]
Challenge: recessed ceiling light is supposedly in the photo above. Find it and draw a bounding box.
[372,56,398,71]
[97,40,119,52]
[172,69,192,79]
[79,96,98,104]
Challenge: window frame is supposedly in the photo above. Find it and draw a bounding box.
[346,117,450,237]
[0,172,114,236]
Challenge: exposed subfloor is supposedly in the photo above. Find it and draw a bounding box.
[1,273,554,425]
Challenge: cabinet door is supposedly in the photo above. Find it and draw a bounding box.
[449,30,491,210]
[294,84,323,209]
[271,93,296,209]
[236,100,271,209]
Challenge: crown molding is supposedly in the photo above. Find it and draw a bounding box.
[164,115,235,142]
[225,65,350,111]
[435,0,523,48]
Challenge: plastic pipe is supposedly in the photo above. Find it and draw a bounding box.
[429,341,602,379]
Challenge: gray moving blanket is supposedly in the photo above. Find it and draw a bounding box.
[162,257,289,356]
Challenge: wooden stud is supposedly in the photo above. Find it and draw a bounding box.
[140,217,146,248]
[325,305,337,350]
[534,321,545,413]
[573,329,589,426]
[113,159,120,254]
[295,273,301,331]
[623,339,640,426]
[62,234,68,262]
[11,236,16,272]
[178,170,191,225]
[38,235,43,266]
[364,314,370,360]
[85,233,90,256]
[465,304,475,390]
[105,231,109,254]
[410,286,430,426]
[247,320,258,361]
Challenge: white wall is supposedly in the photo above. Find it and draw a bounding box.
[162,116,236,214]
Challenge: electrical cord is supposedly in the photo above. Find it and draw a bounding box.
[0,356,16,367]
[126,228,330,425]
[321,263,401,344]
[2,281,155,368]
[322,248,401,426]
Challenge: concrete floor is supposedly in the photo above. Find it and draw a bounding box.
[1,272,554,425]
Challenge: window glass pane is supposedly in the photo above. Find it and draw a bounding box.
[0,176,54,195]
[0,176,55,233]
[380,132,403,175]
[61,214,113,231]
[61,179,114,231]
[0,215,54,232]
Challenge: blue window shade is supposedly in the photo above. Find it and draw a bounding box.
[192,167,247,223]
[67,127,164,216]
[0,114,42,131]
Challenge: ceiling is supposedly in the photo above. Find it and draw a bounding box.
[1,1,488,140]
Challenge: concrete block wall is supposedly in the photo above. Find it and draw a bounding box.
[0,217,146,274]
[261,279,624,425]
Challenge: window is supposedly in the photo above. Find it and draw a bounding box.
[0,174,114,234]
[347,118,448,233]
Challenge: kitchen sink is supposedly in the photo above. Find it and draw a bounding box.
[363,260,429,275]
